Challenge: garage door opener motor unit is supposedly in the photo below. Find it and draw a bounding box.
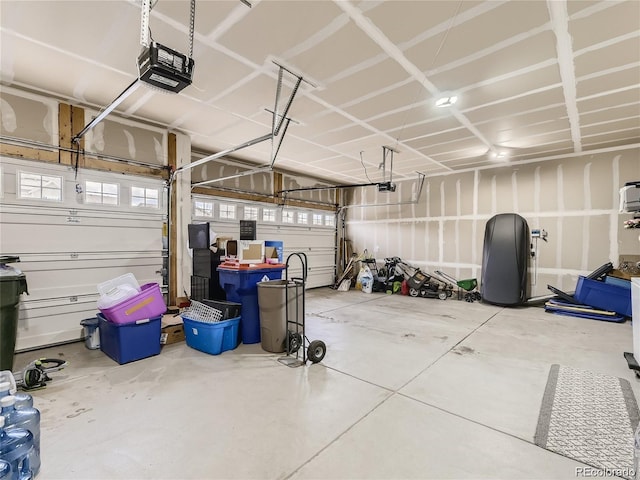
[138,42,194,93]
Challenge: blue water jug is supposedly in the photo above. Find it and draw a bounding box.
[0,415,34,480]
[0,460,10,479]
[0,383,32,410]
[0,398,39,477]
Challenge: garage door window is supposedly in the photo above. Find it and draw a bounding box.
[263,208,276,222]
[244,206,258,220]
[194,200,213,217]
[86,181,118,205]
[282,210,294,224]
[325,215,335,227]
[19,171,62,201]
[220,203,236,220]
[297,212,308,224]
[313,214,323,225]
[131,187,159,208]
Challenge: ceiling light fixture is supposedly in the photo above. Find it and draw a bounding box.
[435,95,458,108]
[489,149,509,161]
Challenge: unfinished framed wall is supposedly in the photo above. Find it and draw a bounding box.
[344,146,640,297]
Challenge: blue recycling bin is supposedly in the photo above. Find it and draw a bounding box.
[217,266,284,344]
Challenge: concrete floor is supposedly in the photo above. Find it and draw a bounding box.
[13,288,637,480]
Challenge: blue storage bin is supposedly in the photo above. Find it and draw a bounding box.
[97,313,161,364]
[183,316,240,355]
[575,276,632,317]
[604,275,632,290]
[217,267,284,344]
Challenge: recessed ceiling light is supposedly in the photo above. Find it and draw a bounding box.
[435,95,458,107]
[489,149,509,161]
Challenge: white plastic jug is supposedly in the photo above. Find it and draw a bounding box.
[360,266,374,294]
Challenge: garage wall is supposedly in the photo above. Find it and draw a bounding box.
[344,147,640,297]
[0,88,58,144]
[83,109,167,166]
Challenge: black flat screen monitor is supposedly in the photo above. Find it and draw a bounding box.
[188,223,210,249]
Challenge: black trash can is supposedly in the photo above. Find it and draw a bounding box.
[0,256,29,371]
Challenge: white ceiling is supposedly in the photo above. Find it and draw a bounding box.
[1,0,639,184]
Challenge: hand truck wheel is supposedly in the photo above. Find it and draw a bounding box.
[409,288,419,297]
[287,331,302,354]
[438,292,448,300]
[307,340,326,363]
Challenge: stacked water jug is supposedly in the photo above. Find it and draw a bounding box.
[0,375,40,480]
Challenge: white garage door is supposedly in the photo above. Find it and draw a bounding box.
[191,195,336,289]
[0,157,165,351]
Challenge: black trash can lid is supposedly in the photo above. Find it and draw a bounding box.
[80,317,99,327]
[0,257,27,296]
[0,262,25,280]
[0,256,20,265]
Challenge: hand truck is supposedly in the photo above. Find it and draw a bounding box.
[278,252,327,368]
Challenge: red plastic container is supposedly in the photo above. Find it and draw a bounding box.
[99,283,166,324]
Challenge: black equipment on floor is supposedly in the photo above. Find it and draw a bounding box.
[481,213,530,306]
[14,358,67,391]
[191,249,225,302]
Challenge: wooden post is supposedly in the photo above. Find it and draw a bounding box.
[273,171,283,199]
[58,103,72,165]
[71,105,85,168]
[168,133,178,306]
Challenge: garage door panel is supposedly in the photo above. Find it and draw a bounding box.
[18,308,90,349]
[18,295,100,350]
[1,219,163,253]
[21,297,96,319]
[20,262,162,300]
[5,251,161,263]
[262,231,335,249]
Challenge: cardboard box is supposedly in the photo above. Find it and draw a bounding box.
[177,296,190,308]
[161,314,185,345]
[238,240,265,264]
[610,269,634,281]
